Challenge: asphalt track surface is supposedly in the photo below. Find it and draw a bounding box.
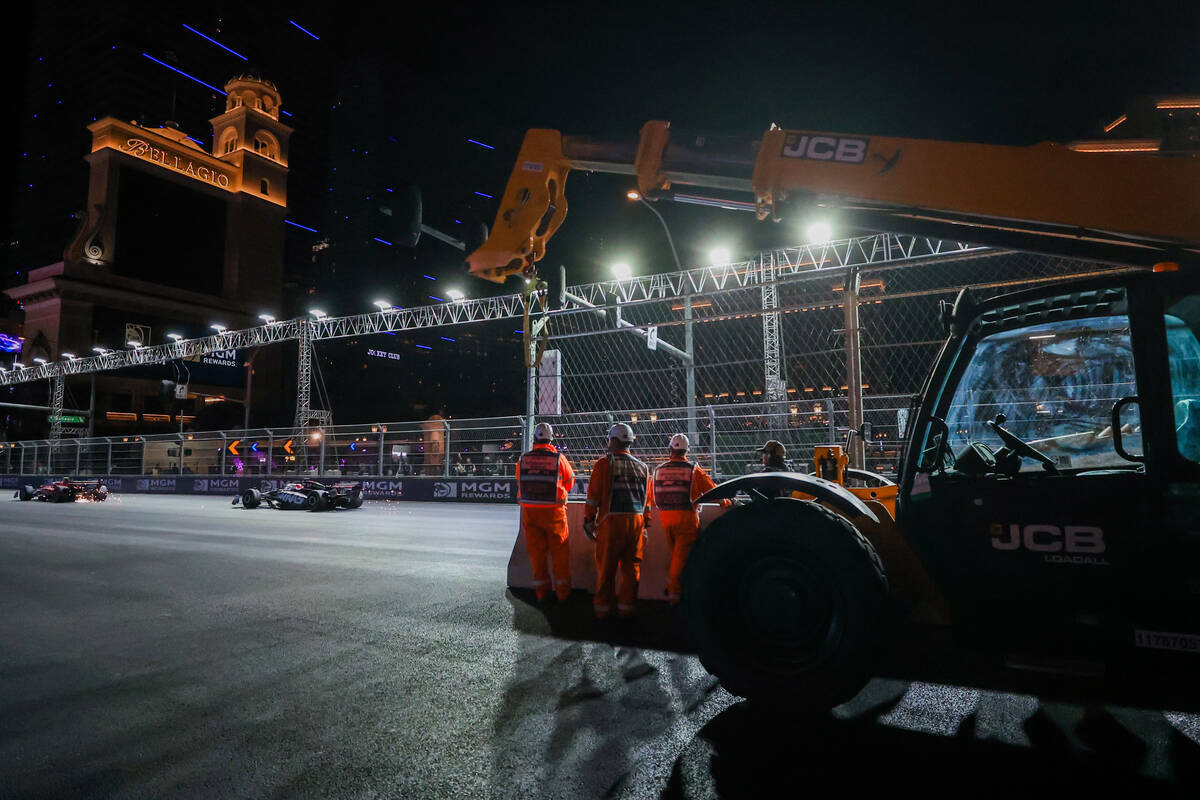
[1,496,1198,799]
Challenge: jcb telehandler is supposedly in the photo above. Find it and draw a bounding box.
[475,119,1200,711]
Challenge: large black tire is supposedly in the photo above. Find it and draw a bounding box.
[240,489,262,509]
[17,485,34,501]
[346,488,364,509]
[681,498,888,712]
[303,491,321,511]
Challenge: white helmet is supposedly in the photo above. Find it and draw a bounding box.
[669,433,689,452]
[533,422,554,443]
[608,423,635,444]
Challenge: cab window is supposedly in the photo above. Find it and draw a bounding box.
[943,315,1140,471]
[1165,295,1200,463]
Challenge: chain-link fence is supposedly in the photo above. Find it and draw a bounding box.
[3,241,1135,482]
[537,246,1134,474]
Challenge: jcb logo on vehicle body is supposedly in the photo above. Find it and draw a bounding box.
[990,523,1108,565]
[781,134,869,164]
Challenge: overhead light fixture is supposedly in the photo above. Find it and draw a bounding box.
[612,262,632,280]
[445,289,465,302]
[258,314,276,324]
[210,324,227,334]
[61,352,76,359]
[33,357,47,364]
[128,341,142,349]
[625,189,642,201]
[708,247,732,265]
[13,362,24,369]
[373,300,391,310]
[805,220,833,245]
[93,346,109,355]
[167,333,183,342]
[309,308,328,319]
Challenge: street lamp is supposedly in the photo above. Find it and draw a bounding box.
[128,341,142,349]
[92,347,109,355]
[309,308,328,319]
[624,190,681,270]
[611,262,633,280]
[33,357,47,364]
[167,333,183,342]
[445,289,465,302]
[373,299,391,311]
[210,324,227,334]
[13,362,24,369]
[61,352,76,360]
[258,314,276,324]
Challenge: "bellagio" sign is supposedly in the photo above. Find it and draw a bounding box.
[122,138,232,189]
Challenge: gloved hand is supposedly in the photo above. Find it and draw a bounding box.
[583,519,596,541]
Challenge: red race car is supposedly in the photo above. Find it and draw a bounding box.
[14,477,110,503]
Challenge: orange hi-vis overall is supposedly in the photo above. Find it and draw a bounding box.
[653,457,720,605]
[585,451,653,618]
[516,443,576,601]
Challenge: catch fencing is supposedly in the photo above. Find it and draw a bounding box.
[2,238,1132,482]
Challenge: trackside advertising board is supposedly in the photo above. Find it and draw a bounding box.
[1,475,518,503]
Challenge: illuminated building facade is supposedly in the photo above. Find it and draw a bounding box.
[4,75,290,436]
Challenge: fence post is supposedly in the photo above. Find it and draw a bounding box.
[177,434,184,474]
[75,439,82,475]
[842,266,865,469]
[106,438,113,474]
[443,420,451,477]
[139,437,147,475]
[219,433,227,475]
[266,430,274,476]
[318,433,326,476]
[707,405,717,479]
[525,364,536,454]
[685,296,697,445]
[827,396,837,445]
[378,427,385,476]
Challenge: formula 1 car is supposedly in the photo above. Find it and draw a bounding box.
[232,479,365,511]
[14,477,110,503]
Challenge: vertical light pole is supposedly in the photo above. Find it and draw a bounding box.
[843,266,864,469]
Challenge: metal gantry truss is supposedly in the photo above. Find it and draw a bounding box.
[1,232,987,432]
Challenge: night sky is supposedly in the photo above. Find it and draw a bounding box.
[5,0,1199,426]
[10,1,1200,289]
[318,0,1200,283]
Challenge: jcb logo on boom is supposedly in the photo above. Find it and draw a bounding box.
[781,134,869,164]
[990,523,1108,565]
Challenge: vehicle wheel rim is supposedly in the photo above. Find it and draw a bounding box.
[738,556,840,671]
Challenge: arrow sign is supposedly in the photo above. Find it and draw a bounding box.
[283,439,293,454]
[251,442,259,453]
[228,439,240,456]
[349,442,357,451]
